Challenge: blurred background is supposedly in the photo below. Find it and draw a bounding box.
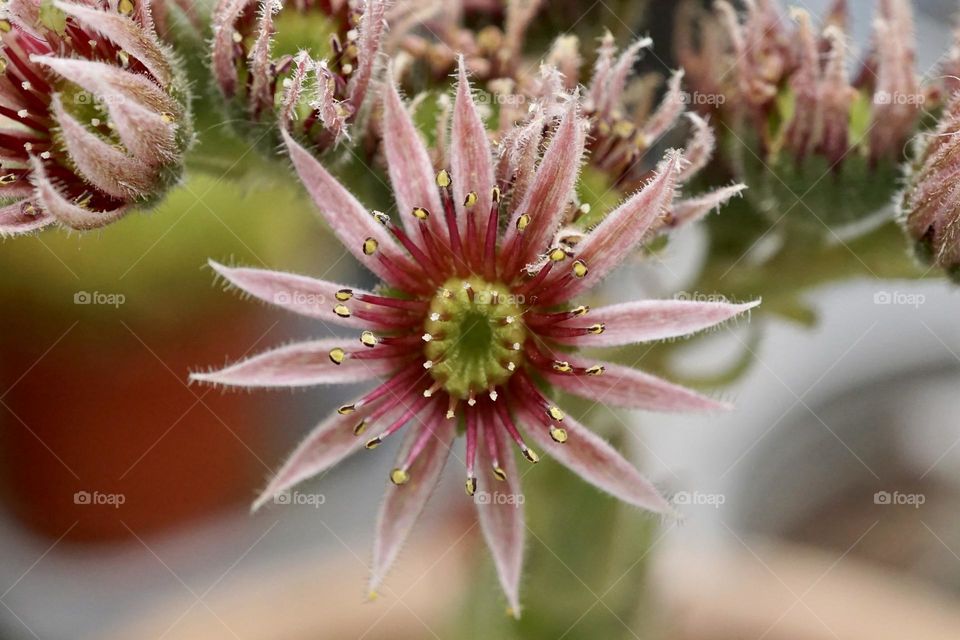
[2,1,960,638]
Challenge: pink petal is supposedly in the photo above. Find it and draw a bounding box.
[369,407,455,594]
[282,128,410,286]
[381,68,444,238]
[665,184,746,230]
[676,113,716,183]
[189,339,397,388]
[51,95,156,199]
[451,56,494,237]
[504,98,585,268]
[211,0,250,98]
[641,70,685,145]
[515,402,670,512]
[475,421,524,616]
[30,156,128,230]
[540,356,731,413]
[346,0,386,112]
[208,260,376,329]
[0,200,54,236]
[247,0,279,117]
[541,149,681,305]
[549,298,759,347]
[55,1,173,86]
[251,393,412,511]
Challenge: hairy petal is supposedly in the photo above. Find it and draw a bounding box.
[30,156,127,230]
[251,394,410,511]
[189,339,397,388]
[476,422,524,616]
[451,56,494,237]
[347,0,385,111]
[516,402,670,512]
[0,201,53,236]
[549,299,759,347]
[664,184,746,230]
[369,408,455,594]
[540,355,730,412]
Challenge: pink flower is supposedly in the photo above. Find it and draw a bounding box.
[211,0,385,149]
[0,0,191,235]
[193,59,757,612]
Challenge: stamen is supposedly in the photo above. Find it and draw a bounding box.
[493,401,538,464]
[446,396,458,419]
[360,331,378,348]
[572,259,588,278]
[467,390,477,407]
[488,388,498,402]
[328,347,346,364]
[333,304,351,318]
[423,381,442,398]
[437,170,464,261]
[390,468,410,485]
[463,191,478,207]
[550,426,568,443]
[363,237,379,255]
[465,407,479,495]
[336,289,353,301]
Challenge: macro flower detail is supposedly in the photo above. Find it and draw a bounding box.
[211,0,384,150]
[902,93,960,280]
[0,0,192,235]
[192,59,757,612]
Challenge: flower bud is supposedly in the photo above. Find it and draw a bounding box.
[0,0,192,235]
[210,0,384,151]
[902,94,960,280]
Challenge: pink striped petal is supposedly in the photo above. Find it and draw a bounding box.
[542,149,681,304]
[451,56,494,236]
[208,260,375,329]
[369,407,455,594]
[516,402,670,512]
[282,128,410,286]
[381,68,443,237]
[30,156,128,230]
[476,422,524,616]
[252,394,411,511]
[641,70,684,145]
[504,98,585,267]
[0,200,53,236]
[346,0,385,112]
[211,0,250,98]
[51,95,156,199]
[540,356,730,413]
[189,339,397,388]
[676,113,715,183]
[55,1,173,86]
[665,184,746,230]
[550,299,759,347]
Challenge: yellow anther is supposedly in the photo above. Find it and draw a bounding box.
[436,169,452,188]
[0,20,12,33]
[522,448,540,464]
[516,214,531,231]
[465,477,477,496]
[118,0,134,15]
[390,468,410,485]
[365,437,382,449]
[335,289,353,301]
[372,210,390,225]
[360,331,378,347]
[587,323,605,335]
[463,191,478,208]
[572,305,589,316]
[353,420,367,436]
[411,207,430,220]
[549,247,567,262]
[333,304,351,318]
[585,364,605,376]
[328,347,346,365]
[362,237,379,255]
[547,406,565,421]
[552,361,573,373]
[491,186,502,203]
[572,260,588,278]
[0,174,17,185]
[493,466,507,481]
[550,427,568,443]
[338,404,356,415]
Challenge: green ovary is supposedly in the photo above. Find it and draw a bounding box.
[424,276,527,399]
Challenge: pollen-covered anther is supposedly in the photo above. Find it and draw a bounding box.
[521,448,540,464]
[338,403,356,415]
[333,304,351,318]
[371,211,390,226]
[572,260,589,278]
[363,238,379,255]
[547,406,565,421]
[390,468,410,485]
[550,427,569,443]
[516,214,531,232]
[573,305,590,316]
[585,364,605,376]
[365,436,382,449]
[353,420,368,436]
[588,323,606,335]
[329,348,347,364]
[463,191,479,207]
[336,289,354,301]
[552,361,573,373]
[436,169,452,188]
[360,331,378,347]
[493,465,507,481]
[411,207,430,220]
[465,476,478,496]
[491,186,502,203]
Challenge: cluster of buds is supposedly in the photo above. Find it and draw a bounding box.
[211,0,385,151]
[0,0,192,235]
[676,0,925,224]
[901,94,960,280]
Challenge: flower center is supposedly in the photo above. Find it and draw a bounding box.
[423,276,526,399]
